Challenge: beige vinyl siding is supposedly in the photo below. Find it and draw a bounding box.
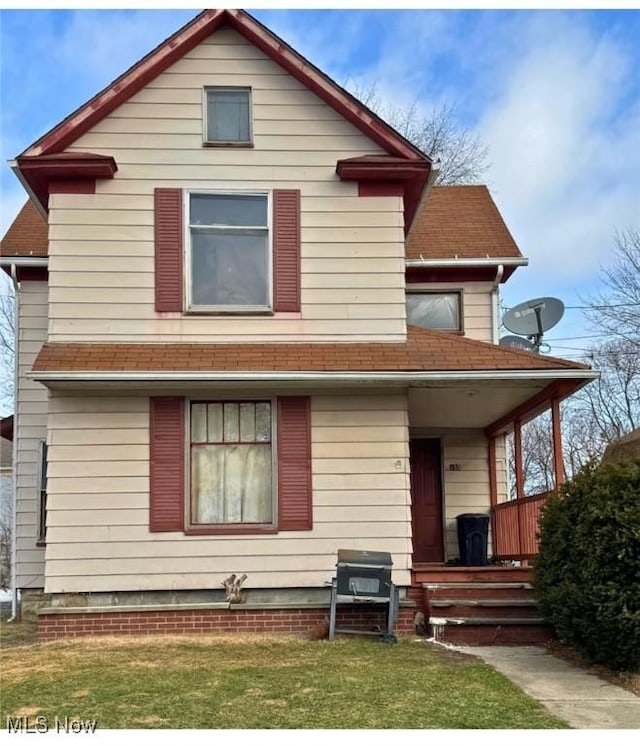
[15,282,48,590]
[43,393,412,594]
[48,27,406,343]
[440,430,496,559]
[407,282,494,342]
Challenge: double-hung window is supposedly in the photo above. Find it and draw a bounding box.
[406,291,463,332]
[189,400,274,528]
[187,192,270,312]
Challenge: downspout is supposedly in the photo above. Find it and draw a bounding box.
[7,264,19,621]
[491,264,504,344]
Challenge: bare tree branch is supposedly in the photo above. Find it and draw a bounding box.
[348,81,489,185]
[583,228,640,349]
[0,286,15,415]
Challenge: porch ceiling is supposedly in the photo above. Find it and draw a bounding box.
[408,380,547,429]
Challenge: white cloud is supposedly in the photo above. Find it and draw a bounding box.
[477,13,640,288]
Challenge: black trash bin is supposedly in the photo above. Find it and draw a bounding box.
[457,513,490,566]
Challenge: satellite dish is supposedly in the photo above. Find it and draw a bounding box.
[499,335,536,352]
[503,297,565,336]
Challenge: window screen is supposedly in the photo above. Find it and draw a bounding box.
[205,87,251,144]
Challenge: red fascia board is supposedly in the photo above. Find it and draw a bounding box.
[21,9,428,163]
[17,154,117,178]
[230,13,426,161]
[1,265,48,281]
[336,157,430,235]
[21,11,224,157]
[16,154,117,212]
[336,158,430,181]
[485,380,584,435]
[406,266,517,284]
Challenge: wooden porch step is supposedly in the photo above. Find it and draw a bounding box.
[429,616,546,626]
[423,582,532,590]
[430,598,537,607]
[413,566,532,584]
[429,603,541,620]
[432,623,554,645]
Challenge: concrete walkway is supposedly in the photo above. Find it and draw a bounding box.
[459,645,640,729]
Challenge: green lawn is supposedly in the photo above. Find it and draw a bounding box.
[0,623,567,729]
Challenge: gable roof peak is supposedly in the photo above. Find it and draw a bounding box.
[19,8,429,164]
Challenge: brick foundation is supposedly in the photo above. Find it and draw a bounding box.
[38,605,416,641]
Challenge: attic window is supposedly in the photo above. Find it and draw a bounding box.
[204,87,252,146]
[407,291,462,332]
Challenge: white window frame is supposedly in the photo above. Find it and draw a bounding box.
[406,287,464,332]
[36,440,47,546]
[184,396,278,532]
[202,86,253,147]
[184,189,273,314]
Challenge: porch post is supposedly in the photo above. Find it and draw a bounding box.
[488,435,498,506]
[513,420,524,500]
[487,435,498,558]
[551,398,565,488]
[513,420,525,559]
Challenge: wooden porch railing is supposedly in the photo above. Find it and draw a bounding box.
[491,491,551,560]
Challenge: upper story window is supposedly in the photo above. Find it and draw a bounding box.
[204,87,252,146]
[406,291,462,332]
[187,192,271,312]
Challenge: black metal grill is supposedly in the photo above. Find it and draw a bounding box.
[329,549,398,642]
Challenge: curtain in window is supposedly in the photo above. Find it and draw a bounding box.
[192,444,272,523]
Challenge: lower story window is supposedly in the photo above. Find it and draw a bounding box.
[190,401,273,526]
[37,441,48,545]
[406,291,462,331]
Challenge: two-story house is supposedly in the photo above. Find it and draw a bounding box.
[1,9,595,643]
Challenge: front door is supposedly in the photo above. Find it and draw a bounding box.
[409,438,444,563]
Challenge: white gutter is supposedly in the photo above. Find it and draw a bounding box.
[491,264,504,344]
[8,265,19,621]
[406,257,528,268]
[29,369,598,384]
[0,257,48,267]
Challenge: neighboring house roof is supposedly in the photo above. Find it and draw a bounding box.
[0,200,48,257]
[0,416,12,442]
[19,9,427,163]
[32,325,588,375]
[602,428,640,463]
[407,186,522,261]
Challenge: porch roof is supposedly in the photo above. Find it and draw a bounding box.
[32,326,589,378]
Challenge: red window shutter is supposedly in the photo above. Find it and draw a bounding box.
[273,189,301,312]
[277,396,312,531]
[150,397,184,532]
[154,188,183,312]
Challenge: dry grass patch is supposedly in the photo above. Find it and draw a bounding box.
[1,633,568,729]
[0,618,37,649]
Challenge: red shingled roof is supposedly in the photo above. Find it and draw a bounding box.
[407,186,522,260]
[32,326,587,375]
[1,200,48,257]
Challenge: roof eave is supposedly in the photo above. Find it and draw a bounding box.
[405,257,528,268]
[29,369,599,384]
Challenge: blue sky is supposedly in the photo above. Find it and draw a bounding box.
[1,8,639,357]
